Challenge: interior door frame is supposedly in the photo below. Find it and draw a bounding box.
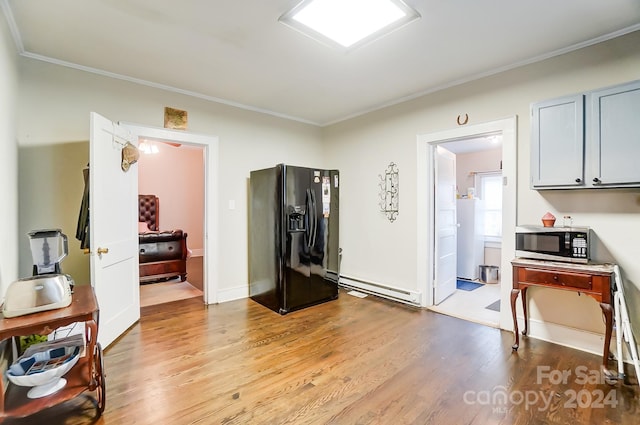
[122,122,219,304]
[416,116,517,330]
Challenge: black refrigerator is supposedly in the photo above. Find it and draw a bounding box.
[249,164,340,314]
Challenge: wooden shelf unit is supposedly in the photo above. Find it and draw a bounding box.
[0,285,105,421]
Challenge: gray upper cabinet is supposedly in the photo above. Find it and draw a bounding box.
[531,95,585,188]
[589,80,640,187]
[531,79,640,189]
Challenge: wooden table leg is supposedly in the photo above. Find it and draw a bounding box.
[521,286,529,336]
[599,302,615,380]
[511,288,520,350]
[85,320,98,389]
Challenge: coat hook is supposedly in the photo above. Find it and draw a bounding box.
[457,114,469,125]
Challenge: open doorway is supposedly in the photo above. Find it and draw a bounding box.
[416,117,517,331]
[137,139,206,307]
[429,135,503,327]
[119,122,219,310]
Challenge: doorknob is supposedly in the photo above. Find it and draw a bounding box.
[97,247,109,255]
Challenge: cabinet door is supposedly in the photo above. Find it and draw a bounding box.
[590,80,640,186]
[531,95,585,188]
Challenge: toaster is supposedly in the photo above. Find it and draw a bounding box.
[2,274,74,318]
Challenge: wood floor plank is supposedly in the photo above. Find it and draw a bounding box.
[3,290,638,424]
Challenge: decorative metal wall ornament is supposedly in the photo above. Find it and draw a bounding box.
[378,162,399,222]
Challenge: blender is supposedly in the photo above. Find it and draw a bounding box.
[27,229,68,275]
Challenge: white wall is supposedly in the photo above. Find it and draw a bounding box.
[18,142,90,284]
[0,9,18,298]
[17,57,324,301]
[455,148,502,197]
[324,31,640,340]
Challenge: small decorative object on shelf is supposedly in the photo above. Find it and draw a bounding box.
[541,212,556,227]
[379,162,399,222]
[7,342,82,399]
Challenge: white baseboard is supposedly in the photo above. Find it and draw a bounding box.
[339,276,421,306]
[216,285,248,304]
[516,316,607,358]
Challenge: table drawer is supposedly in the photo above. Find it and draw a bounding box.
[521,268,592,290]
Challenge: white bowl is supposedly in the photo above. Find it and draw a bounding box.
[7,346,81,398]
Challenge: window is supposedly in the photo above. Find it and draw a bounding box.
[477,173,502,238]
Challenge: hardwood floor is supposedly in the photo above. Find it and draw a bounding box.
[139,256,204,307]
[139,280,203,308]
[5,290,639,424]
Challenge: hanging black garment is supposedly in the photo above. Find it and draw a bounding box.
[76,165,90,249]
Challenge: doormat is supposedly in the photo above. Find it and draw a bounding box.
[456,279,483,291]
[485,300,500,312]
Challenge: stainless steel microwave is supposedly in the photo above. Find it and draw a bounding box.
[515,225,591,263]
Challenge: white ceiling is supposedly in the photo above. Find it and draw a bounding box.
[3,0,640,126]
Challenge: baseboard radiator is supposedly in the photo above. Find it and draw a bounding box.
[339,275,421,306]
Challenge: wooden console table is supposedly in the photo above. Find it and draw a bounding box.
[0,285,105,421]
[510,258,615,374]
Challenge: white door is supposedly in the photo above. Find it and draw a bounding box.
[90,112,140,349]
[434,146,457,304]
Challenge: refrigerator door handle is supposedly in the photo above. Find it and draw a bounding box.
[305,189,313,247]
[310,188,318,247]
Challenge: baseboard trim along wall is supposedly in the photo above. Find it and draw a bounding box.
[517,316,613,361]
[513,318,639,367]
[218,285,248,304]
[339,276,421,306]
